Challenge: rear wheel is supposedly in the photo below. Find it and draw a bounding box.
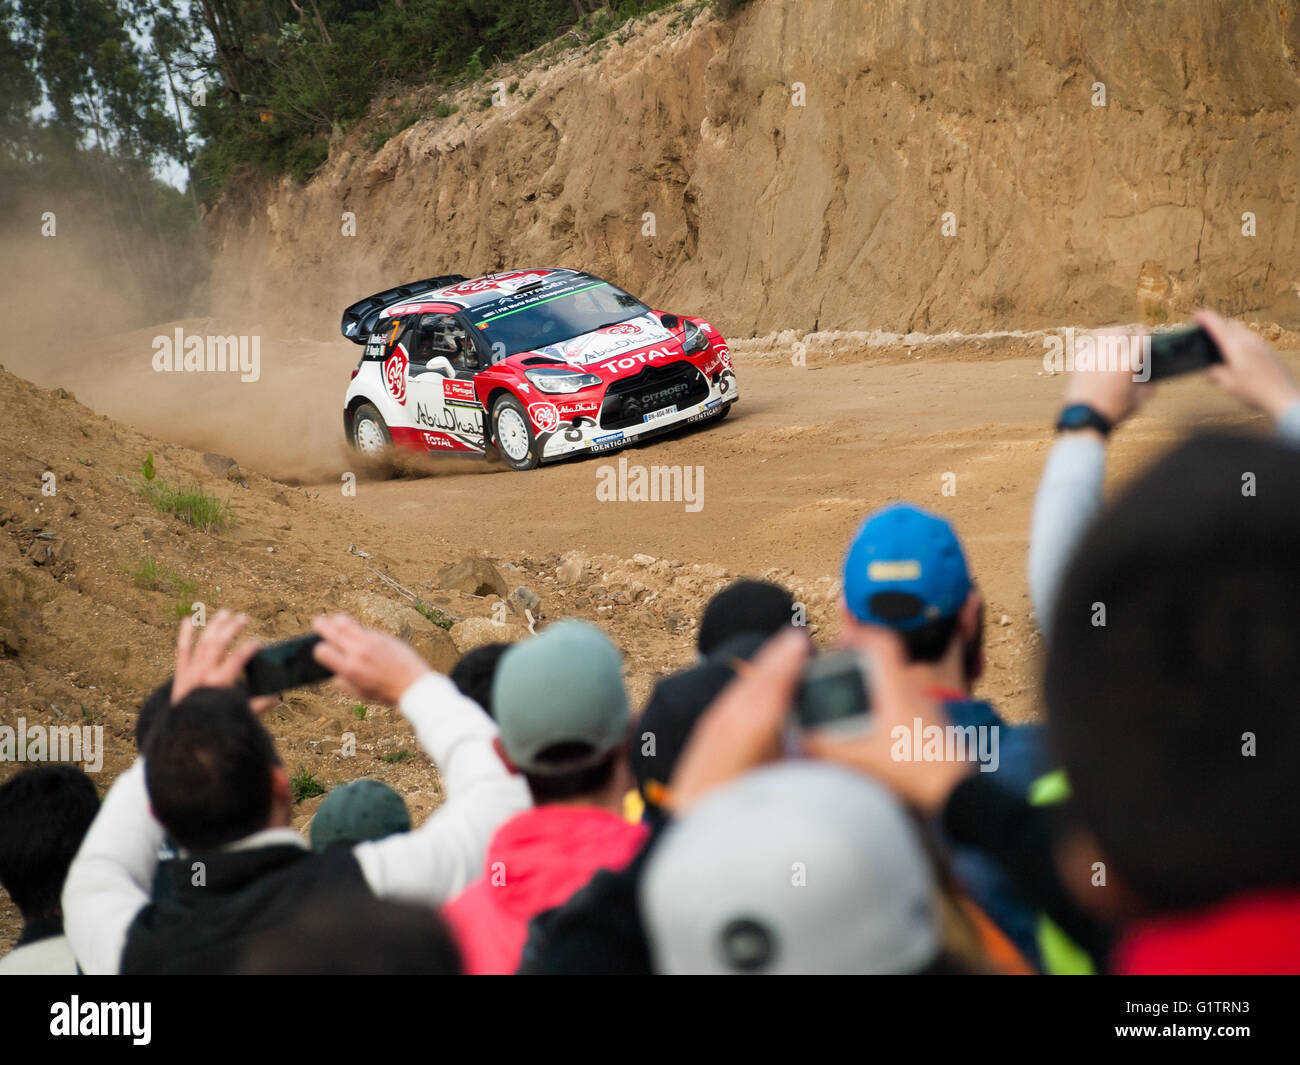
[491,394,540,470]
[352,402,392,457]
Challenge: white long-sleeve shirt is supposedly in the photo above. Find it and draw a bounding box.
[62,672,531,974]
[1028,399,1300,642]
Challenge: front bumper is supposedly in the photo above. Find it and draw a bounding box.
[537,368,737,462]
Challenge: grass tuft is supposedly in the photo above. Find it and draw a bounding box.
[414,599,454,630]
[139,478,232,533]
[290,768,327,803]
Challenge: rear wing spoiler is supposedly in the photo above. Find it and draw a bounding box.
[340,274,469,344]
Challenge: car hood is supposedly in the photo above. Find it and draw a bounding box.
[507,313,681,373]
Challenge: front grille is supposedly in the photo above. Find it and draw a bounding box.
[600,362,708,430]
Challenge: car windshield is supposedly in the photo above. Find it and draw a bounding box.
[473,279,649,359]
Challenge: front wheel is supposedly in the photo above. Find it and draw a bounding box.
[491,394,540,470]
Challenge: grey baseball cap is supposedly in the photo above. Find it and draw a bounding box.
[309,779,410,852]
[492,619,629,775]
[639,762,941,974]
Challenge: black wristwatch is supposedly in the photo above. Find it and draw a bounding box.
[1055,403,1113,437]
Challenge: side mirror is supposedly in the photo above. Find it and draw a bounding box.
[659,313,680,330]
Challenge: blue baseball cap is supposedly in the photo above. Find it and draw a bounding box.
[842,504,972,629]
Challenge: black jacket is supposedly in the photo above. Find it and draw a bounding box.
[121,841,370,975]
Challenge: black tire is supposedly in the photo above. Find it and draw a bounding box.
[351,402,393,458]
[491,394,540,471]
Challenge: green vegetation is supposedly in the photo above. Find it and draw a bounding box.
[20,1,680,196]
[138,473,232,533]
[352,703,367,720]
[381,749,415,764]
[2,0,684,203]
[364,105,422,153]
[414,599,455,630]
[194,0,637,188]
[126,555,162,590]
[670,0,710,31]
[125,554,200,619]
[290,768,327,803]
[126,555,195,596]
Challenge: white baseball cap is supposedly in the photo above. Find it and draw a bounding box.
[639,762,941,974]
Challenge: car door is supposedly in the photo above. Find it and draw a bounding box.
[403,311,487,454]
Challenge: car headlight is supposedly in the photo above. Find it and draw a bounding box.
[681,319,708,354]
[524,367,603,394]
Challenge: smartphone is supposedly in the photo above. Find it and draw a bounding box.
[794,649,872,733]
[244,634,334,696]
[1147,326,1222,381]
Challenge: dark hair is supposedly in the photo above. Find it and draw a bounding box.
[697,580,795,655]
[897,601,983,681]
[0,766,100,920]
[898,613,961,663]
[524,742,621,805]
[144,687,281,851]
[630,631,767,823]
[135,683,172,750]
[1046,433,1300,912]
[450,642,512,718]
[237,893,462,975]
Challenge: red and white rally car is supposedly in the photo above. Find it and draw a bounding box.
[341,268,737,470]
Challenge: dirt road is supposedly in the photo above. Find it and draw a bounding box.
[312,347,1290,717]
[7,328,1294,727]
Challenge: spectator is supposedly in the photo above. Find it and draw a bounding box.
[834,313,1300,975]
[802,627,1113,972]
[1015,312,1300,973]
[840,503,1045,787]
[1029,310,1300,640]
[696,579,795,656]
[630,630,766,828]
[450,641,512,718]
[309,779,410,853]
[238,894,462,975]
[442,620,647,975]
[0,765,100,975]
[1044,431,1300,973]
[666,626,1030,974]
[61,610,529,974]
[519,631,766,974]
[640,761,946,974]
[840,502,1047,963]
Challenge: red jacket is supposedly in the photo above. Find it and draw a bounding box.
[442,804,648,975]
[1114,889,1300,974]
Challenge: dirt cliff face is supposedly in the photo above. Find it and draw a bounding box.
[208,0,1300,339]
